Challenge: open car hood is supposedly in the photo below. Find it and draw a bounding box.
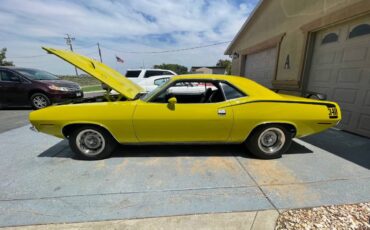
[43,47,144,99]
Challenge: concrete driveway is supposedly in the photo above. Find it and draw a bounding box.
[0,125,369,227]
[0,92,100,134]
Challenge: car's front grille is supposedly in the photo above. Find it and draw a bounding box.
[66,86,81,91]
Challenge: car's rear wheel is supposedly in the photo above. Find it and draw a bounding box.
[69,126,117,160]
[30,93,51,109]
[245,124,292,159]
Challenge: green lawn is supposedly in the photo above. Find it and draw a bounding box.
[60,76,101,86]
[81,85,104,92]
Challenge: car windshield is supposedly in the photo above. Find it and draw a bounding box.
[17,68,59,80]
[140,80,172,101]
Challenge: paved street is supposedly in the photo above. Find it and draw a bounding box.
[0,124,369,227]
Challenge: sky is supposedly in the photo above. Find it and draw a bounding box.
[0,0,258,75]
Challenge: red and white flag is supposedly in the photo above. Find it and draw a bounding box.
[116,55,124,63]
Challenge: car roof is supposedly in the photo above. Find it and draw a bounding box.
[171,74,280,98]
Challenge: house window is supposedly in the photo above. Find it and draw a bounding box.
[322,33,338,44]
[349,24,370,39]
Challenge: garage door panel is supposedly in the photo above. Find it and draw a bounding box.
[342,47,368,62]
[332,88,358,104]
[245,70,264,79]
[358,114,370,133]
[365,69,370,83]
[244,47,277,88]
[338,109,352,126]
[364,90,370,107]
[307,15,370,137]
[315,51,336,64]
[310,69,332,82]
[337,68,362,83]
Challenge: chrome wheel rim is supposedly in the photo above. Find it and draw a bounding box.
[76,129,105,156]
[33,96,48,108]
[257,128,285,154]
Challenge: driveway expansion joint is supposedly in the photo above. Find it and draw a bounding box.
[0,185,259,202]
[233,155,281,214]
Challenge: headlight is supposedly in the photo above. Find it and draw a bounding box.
[48,84,69,91]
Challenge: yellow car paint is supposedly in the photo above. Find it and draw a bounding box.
[42,47,144,99]
[29,48,341,145]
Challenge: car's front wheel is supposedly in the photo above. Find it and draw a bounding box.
[245,124,292,159]
[30,93,51,109]
[69,126,117,160]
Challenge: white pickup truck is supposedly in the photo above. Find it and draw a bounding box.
[102,69,177,92]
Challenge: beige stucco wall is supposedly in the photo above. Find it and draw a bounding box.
[229,0,364,85]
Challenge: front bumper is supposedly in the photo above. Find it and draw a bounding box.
[48,91,84,103]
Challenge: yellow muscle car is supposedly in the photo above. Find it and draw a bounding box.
[29,47,341,160]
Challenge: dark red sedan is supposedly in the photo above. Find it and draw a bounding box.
[0,67,83,109]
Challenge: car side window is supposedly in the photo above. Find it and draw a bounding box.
[125,70,141,78]
[154,77,170,86]
[144,70,168,78]
[150,80,225,104]
[220,82,246,100]
[0,70,20,82]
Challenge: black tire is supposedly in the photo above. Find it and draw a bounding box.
[30,93,51,110]
[245,124,292,159]
[69,125,117,160]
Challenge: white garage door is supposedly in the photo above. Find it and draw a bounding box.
[307,15,370,137]
[244,47,277,88]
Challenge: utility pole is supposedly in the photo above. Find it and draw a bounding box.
[97,42,103,63]
[64,34,78,76]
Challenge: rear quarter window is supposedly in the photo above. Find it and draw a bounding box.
[220,82,246,100]
[154,77,170,86]
[163,71,175,75]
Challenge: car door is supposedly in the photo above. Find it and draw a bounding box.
[0,70,28,106]
[132,80,234,143]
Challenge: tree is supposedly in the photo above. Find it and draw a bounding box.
[0,48,14,66]
[153,63,188,74]
[216,59,231,75]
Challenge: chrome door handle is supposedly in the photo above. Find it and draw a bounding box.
[218,109,226,115]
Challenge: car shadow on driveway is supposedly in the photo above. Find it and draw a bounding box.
[38,140,313,159]
[302,129,370,170]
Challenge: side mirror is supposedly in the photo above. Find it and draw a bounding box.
[168,97,177,104]
[167,97,177,110]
